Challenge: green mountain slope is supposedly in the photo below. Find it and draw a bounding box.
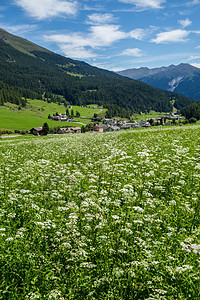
[0,28,195,114]
[0,28,50,56]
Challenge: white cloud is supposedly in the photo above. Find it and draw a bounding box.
[0,23,37,34]
[89,25,128,46]
[45,25,129,49]
[59,44,96,59]
[187,55,200,60]
[14,0,78,20]
[129,28,147,40]
[186,0,200,6]
[121,48,143,56]
[44,25,127,60]
[118,0,166,9]
[178,18,192,28]
[44,24,150,60]
[83,4,104,12]
[192,30,200,34]
[86,13,116,25]
[191,62,200,68]
[151,29,189,44]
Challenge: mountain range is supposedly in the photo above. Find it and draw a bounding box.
[0,28,195,116]
[118,64,200,101]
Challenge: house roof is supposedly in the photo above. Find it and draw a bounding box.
[111,126,120,130]
[32,127,43,131]
[70,127,81,130]
[96,124,107,128]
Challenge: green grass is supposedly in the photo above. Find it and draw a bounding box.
[0,101,106,131]
[0,126,200,299]
[71,105,106,118]
[132,110,168,121]
[66,72,85,78]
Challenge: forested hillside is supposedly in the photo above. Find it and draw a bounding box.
[181,101,200,120]
[0,80,41,106]
[0,28,195,116]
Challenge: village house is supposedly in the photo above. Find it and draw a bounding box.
[58,127,81,134]
[111,126,120,131]
[70,127,81,134]
[51,115,61,121]
[121,123,132,130]
[140,120,150,127]
[58,128,71,134]
[30,127,43,136]
[93,124,106,132]
[103,126,112,132]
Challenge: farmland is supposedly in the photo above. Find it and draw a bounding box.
[0,126,200,299]
[0,100,107,131]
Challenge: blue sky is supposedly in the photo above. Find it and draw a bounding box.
[1,0,200,71]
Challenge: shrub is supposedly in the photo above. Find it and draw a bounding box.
[189,117,197,124]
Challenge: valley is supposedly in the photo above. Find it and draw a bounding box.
[0,100,107,131]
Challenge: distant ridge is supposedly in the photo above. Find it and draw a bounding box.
[117,63,200,100]
[118,65,172,80]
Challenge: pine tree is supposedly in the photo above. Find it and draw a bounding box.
[42,123,49,135]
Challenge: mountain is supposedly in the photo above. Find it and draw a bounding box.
[118,66,170,80]
[118,63,200,101]
[0,28,50,56]
[0,28,195,115]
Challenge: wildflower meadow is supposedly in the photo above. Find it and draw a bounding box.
[0,126,200,299]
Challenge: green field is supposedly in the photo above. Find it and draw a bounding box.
[132,110,168,120]
[0,126,200,299]
[0,101,106,131]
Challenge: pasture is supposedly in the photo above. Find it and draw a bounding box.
[0,101,106,131]
[0,126,200,299]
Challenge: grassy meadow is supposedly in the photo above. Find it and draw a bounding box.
[0,101,106,131]
[0,126,200,299]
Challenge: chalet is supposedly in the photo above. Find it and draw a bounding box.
[140,120,150,127]
[30,127,43,136]
[103,126,112,132]
[51,116,61,121]
[94,124,106,132]
[121,124,132,130]
[70,127,81,134]
[58,128,71,134]
[111,126,120,131]
[59,127,81,134]
[103,119,114,125]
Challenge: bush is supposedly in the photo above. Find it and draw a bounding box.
[189,117,197,124]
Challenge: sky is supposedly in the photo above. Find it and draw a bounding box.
[1,0,200,71]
